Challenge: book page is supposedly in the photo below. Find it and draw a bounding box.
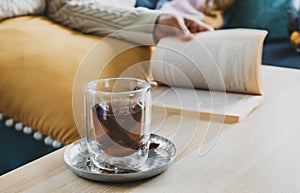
[152,86,263,123]
[150,29,267,95]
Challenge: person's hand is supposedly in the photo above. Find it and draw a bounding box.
[154,13,213,43]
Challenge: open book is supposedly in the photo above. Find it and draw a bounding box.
[150,29,268,123]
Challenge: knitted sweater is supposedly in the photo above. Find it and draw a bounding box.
[0,0,46,21]
[47,0,162,45]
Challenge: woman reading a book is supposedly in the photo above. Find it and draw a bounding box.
[46,0,213,45]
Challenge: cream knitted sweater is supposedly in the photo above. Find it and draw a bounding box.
[0,0,46,21]
[47,0,162,45]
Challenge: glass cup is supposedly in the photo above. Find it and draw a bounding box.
[84,78,151,172]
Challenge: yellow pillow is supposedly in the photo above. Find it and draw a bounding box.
[0,16,151,144]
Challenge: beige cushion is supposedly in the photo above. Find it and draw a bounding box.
[0,16,151,144]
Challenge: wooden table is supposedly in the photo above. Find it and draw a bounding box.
[2,66,300,193]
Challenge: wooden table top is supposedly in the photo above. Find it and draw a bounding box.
[2,66,300,193]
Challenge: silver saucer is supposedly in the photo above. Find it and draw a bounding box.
[64,134,176,182]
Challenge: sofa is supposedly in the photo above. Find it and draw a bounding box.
[0,15,151,175]
[1,0,299,175]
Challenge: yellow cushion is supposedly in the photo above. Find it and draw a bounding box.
[0,16,151,144]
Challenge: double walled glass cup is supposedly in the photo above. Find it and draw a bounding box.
[84,78,151,172]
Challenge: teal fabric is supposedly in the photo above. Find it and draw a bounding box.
[135,0,159,9]
[263,40,300,69]
[135,0,172,9]
[0,119,58,175]
[225,0,292,41]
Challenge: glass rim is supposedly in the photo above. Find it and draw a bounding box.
[85,77,151,95]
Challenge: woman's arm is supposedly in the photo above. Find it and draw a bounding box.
[46,0,212,44]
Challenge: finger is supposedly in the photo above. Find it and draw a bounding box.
[198,21,215,31]
[189,21,202,33]
[184,18,214,32]
[176,17,193,41]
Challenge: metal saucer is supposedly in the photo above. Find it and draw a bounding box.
[64,134,176,182]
